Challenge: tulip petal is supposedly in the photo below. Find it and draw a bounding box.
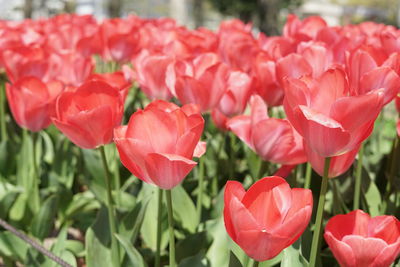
[241,176,292,231]
[224,181,246,241]
[295,105,350,157]
[330,91,383,132]
[144,153,197,189]
[324,232,356,267]
[342,235,388,266]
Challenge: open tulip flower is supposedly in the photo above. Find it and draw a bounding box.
[51,80,124,149]
[283,67,384,157]
[325,210,400,267]
[228,95,306,165]
[6,76,63,132]
[114,100,204,189]
[224,176,313,261]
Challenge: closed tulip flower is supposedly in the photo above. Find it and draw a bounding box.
[114,100,204,189]
[6,76,63,132]
[224,176,313,261]
[227,95,306,165]
[325,210,400,267]
[283,67,384,157]
[51,80,124,149]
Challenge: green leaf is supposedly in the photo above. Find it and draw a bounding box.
[140,184,168,251]
[228,251,242,267]
[31,194,59,240]
[85,207,112,267]
[115,234,146,267]
[0,230,29,262]
[365,180,381,217]
[179,252,208,267]
[120,194,151,244]
[171,185,198,233]
[280,244,308,267]
[206,218,231,267]
[176,231,208,262]
[65,240,85,257]
[81,149,107,201]
[40,131,55,164]
[0,178,23,218]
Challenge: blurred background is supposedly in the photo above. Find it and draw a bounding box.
[1,0,400,33]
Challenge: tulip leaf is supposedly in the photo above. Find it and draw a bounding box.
[120,193,151,244]
[206,218,231,267]
[81,149,107,201]
[280,244,308,267]
[85,207,112,267]
[179,252,208,267]
[140,184,168,251]
[365,180,381,217]
[31,194,59,240]
[0,230,29,262]
[228,251,242,267]
[171,185,198,233]
[115,234,146,267]
[176,231,208,262]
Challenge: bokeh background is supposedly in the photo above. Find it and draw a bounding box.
[1,0,400,31]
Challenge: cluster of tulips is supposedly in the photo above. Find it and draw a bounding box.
[1,12,400,267]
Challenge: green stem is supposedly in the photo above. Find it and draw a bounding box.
[383,136,400,213]
[155,188,163,267]
[309,157,331,267]
[304,162,312,189]
[0,83,7,141]
[196,156,205,227]
[99,146,119,267]
[165,189,176,267]
[253,260,259,267]
[31,132,38,180]
[353,144,364,210]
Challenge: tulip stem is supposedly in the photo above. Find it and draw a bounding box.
[309,157,331,267]
[99,146,119,267]
[253,260,259,267]
[0,83,7,141]
[196,156,205,227]
[155,188,163,267]
[304,162,312,189]
[353,144,364,210]
[165,189,176,267]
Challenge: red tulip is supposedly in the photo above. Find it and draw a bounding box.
[51,80,124,149]
[325,210,400,267]
[283,67,384,157]
[224,176,312,261]
[283,14,327,42]
[6,77,63,132]
[88,71,131,101]
[133,50,173,100]
[252,52,283,107]
[227,95,306,165]
[114,100,204,189]
[216,70,252,117]
[2,46,49,83]
[167,53,230,112]
[49,51,94,86]
[347,49,400,105]
[304,143,360,178]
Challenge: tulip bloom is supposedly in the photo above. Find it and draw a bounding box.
[88,71,131,101]
[51,80,124,149]
[325,210,400,267]
[6,76,63,132]
[167,53,230,112]
[283,67,384,157]
[224,176,312,261]
[133,50,173,100]
[227,95,306,165]
[114,100,204,189]
[304,143,360,178]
